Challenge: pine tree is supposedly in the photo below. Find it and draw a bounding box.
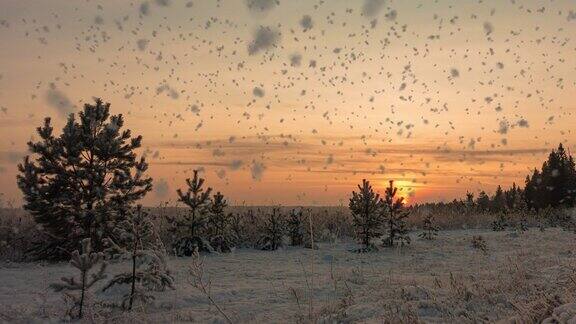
[490,185,506,213]
[50,238,107,319]
[170,170,213,256]
[287,208,304,246]
[207,192,233,253]
[465,192,475,210]
[476,191,491,212]
[230,209,261,248]
[491,212,508,231]
[257,207,285,251]
[524,144,576,210]
[419,214,439,240]
[17,98,152,260]
[504,183,524,211]
[471,235,488,254]
[527,171,539,210]
[381,180,411,247]
[103,206,174,310]
[349,179,382,252]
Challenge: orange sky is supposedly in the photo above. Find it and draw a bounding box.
[0,0,575,206]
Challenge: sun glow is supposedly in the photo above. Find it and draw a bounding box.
[382,180,415,205]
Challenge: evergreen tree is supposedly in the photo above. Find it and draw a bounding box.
[103,206,174,310]
[229,210,251,248]
[471,235,488,254]
[491,212,508,231]
[476,191,491,212]
[169,170,213,255]
[349,179,382,251]
[490,185,506,213]
[504,183,524,211]
[257,207,285,251]
[525,144,576,209]
[419,214,439,240]
[465,192,475,209]
[17,98,152,260]
[50,238,107,319]
[524,171,540,211]
[207,192,233,253]
[381,180,411,247]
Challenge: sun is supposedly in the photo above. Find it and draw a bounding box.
[384,180,414,204]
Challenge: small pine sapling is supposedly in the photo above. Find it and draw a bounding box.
[231,209,260,248]
[471,235,488,254]
[257,207,286,251]
[288,208,305,246]
[491,212,508,231]
[349,179,382,252]
[207,192,233,253]
[103,206,174,310]
[419,214,439,240]
[50,238,107,319]
[518,217,529,232]
[381,180,411,247]
[229,211,247,247]
[170,170,214,255]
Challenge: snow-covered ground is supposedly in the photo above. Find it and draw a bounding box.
[1,228,576,323]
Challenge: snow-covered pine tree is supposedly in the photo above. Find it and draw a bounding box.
[103,206,174,310]
[50,238,107,319]
[17,98,152,260]
[491,212,508,231]
[288,208,304,246]
[419,214,439,240]
[349,179,382,252]
[257,207,286,251]
[230,209,260,248]
[229,211,245,247]
[381,180,411,247]
[169,170,213,256]
[518,217,529,232]
[207,192,233,253]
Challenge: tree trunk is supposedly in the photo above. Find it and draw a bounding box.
[79,268,87,318]
[129,245,137,310]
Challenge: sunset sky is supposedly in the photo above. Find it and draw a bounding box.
[0,0,575,206]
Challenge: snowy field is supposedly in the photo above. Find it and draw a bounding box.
[1,228,576,323]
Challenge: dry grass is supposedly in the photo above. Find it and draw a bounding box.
[1,228,576,322]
